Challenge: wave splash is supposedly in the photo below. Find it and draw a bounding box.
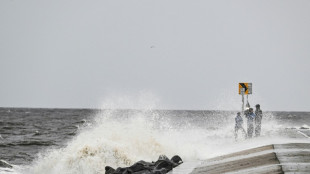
[24,109,308,174]
[25,109,224,174]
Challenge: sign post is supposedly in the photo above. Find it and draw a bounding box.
[239,83,252,115]
[241,88,245,114]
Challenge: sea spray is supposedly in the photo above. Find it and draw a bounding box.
[25,109,309,174]
[27,109,233,174]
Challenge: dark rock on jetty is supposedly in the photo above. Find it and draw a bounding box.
[105,155,183,174]
[0,160,12,168]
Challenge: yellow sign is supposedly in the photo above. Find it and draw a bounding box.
[239,83,252,95]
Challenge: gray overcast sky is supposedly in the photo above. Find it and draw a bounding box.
[1,0,310,111]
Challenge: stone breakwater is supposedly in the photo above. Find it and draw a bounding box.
[106,155,183,174]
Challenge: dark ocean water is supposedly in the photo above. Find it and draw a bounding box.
[0,108,309,174]
[0,108,98,165]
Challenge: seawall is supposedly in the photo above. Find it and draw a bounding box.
[190,143,310,174]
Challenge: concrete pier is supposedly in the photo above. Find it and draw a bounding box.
[188,143,310,174]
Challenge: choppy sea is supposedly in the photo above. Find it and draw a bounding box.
[0,108,309,174]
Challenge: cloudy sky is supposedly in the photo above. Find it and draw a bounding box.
[1,0,309,111]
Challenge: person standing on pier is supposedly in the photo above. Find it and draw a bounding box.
[234,112,247,140]
[255,104,263,137]
[245,108,256,138]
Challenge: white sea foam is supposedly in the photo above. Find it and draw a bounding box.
[301,124,310,129]
[16,93,308,174]
[26,109,213,174]
[21,108,308,174]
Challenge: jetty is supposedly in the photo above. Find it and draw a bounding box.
[170,143,310,174]
[190,143,310,174]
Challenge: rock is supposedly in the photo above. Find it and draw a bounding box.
[171,155,183,166]
[105,166,115,174]
[105,155,183,174]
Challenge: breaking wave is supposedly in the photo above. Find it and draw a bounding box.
[20,108,308,174]
[23,109,223,174]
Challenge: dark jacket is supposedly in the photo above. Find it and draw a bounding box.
[255,109,263,124]
[246,112,256,124]
[235,115,243,127]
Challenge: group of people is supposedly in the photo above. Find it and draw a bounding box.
[234,104,263,140]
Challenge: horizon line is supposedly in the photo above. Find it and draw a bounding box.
[0,106,309,113]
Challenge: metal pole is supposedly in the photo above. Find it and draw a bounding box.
[241,88,245,115]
